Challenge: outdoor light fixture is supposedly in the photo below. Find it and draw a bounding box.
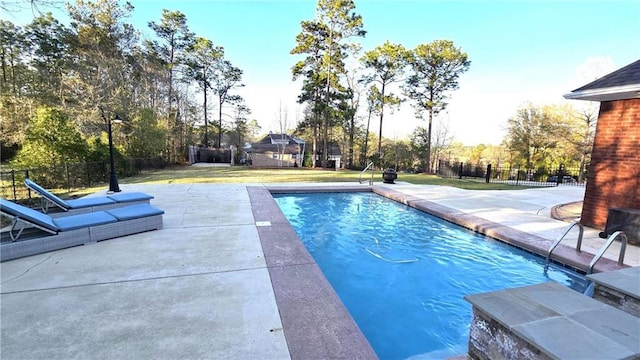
[99,107,122,193]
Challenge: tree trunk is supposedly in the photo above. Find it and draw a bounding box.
[363,107,371,166]
[322,90,330,168]
[323,27,333,169]
[203,83,208,147]
[425,108,433,173]
[312,90,319,168]
[312,119,318,168]
[348,113,355,169]
[578,116,593,183]
[377,82,386,167]
[578,152,587,183]
[322,119,328,168]
[218,97,223,149]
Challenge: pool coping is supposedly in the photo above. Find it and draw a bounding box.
[248,184,626,359]
[247,185,378,359]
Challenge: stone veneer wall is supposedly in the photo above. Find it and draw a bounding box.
[580,98,640,229]
[592,284,640,318]
[467,309,550,360]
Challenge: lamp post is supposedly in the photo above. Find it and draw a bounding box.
[99,107,122,193]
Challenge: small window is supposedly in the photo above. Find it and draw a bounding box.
[292,154,297,159]
[272,153,279,159]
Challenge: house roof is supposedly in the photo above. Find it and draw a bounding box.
[256,133,305,146]
[564,59,640,101]
[247,133,305,154]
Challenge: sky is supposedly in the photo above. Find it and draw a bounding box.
[7,0,640,145]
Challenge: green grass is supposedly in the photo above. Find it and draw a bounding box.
[115,165,532,190]
[20,165,532,200]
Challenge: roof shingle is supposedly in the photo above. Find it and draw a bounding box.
[571,59,640,92]
[564,59,640,101]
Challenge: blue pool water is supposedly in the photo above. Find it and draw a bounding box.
[273,192,587,360]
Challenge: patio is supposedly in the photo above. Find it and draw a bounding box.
[1,182,638,359]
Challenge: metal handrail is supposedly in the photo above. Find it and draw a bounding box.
[359,162,375,186]
[587,231,628,274]
[545,221,584,268]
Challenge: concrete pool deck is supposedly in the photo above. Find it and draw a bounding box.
[1,182,638,359]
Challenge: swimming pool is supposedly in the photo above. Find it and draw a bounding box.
[273,192,587,360]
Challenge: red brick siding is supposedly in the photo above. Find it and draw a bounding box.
[581,98,640,229]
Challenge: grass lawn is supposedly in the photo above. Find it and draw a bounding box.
[4,164,533,201]
[0,164,535,227]
[118,165,532,191]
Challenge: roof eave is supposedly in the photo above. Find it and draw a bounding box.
[563,84,640,102]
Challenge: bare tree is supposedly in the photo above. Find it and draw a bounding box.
[430,114,454,171]
[343,66,363,169]
[572,105,598,183]
[1,0,63,15]
[274,101,290,167]
[569,57,610,182]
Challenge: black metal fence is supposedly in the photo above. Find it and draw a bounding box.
[437,160,586,187]
[1,158,167,202]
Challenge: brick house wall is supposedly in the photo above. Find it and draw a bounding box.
[580,98,640,229]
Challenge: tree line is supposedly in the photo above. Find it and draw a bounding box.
[1,0,597,174]
[1,0,253,168]
[290,0,470,172]
[288,0,596,173]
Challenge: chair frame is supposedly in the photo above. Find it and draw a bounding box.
[1,200,164,261]
[24,178,153,215]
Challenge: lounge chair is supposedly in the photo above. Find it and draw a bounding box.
[24,178,154,215]
[0,198,164,261]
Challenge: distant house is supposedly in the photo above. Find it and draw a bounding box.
[316,142,343,169]
[563,59,640,230]
[246,133,305,167]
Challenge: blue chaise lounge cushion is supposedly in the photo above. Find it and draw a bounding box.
[65,197,116,208]
[107,192,154,203]
[24,179,154,211]
[0,198,59,231]
[106,204,165,221]
[52,212,118,231]
[24,178,115,209]
[1,198,119,232]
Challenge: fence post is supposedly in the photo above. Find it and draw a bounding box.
[459,162,463,180]
[11,170,16,201]
[66,164,71,193]
[556,164,564,186]
[24,170,30,200]
[486,164,492,183]
[516,165,520,186]
[86,162,91,187]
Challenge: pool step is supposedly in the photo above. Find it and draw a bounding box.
[587,266,640,318]
[465,281,640,360]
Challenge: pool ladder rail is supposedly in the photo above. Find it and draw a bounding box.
[545,221,628,275]
[359,161,375,186]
